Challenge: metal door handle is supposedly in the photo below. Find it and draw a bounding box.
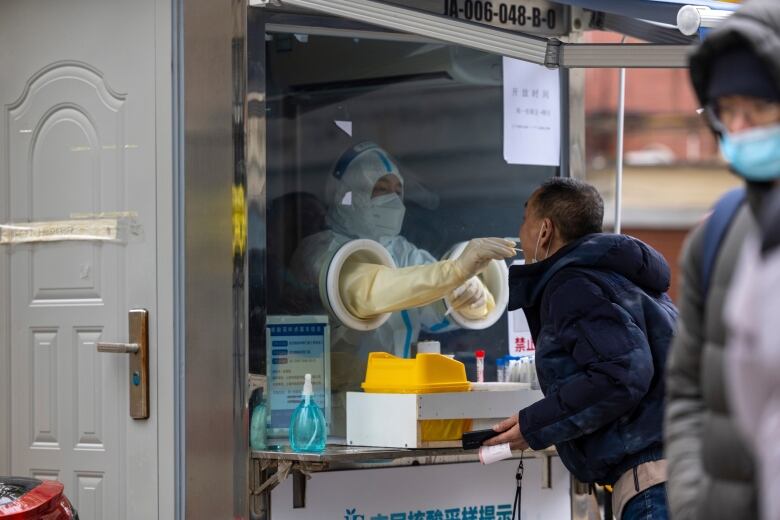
[95,309,149,419]
[96,342,140,354]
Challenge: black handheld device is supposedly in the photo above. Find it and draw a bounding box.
[461,428,500,450]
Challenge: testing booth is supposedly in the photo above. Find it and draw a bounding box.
[240,1,739,519]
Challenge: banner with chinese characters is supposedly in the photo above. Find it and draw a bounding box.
[266,315,331,435]
[272,457,570,519]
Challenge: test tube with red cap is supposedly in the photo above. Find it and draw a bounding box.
[475,349,485,383]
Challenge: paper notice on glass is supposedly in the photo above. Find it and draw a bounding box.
[503,57,560,166]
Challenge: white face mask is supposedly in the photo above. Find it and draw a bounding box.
[359,193,405,240]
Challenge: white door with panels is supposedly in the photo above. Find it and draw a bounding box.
[0,0,170,518]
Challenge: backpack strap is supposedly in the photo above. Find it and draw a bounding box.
[760,187,780,256]
[701,187,746,297]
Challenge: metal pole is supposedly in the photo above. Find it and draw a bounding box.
[615,64,626,234]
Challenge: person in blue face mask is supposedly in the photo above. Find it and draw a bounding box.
[665,2,780,518]
[708,4,780,519]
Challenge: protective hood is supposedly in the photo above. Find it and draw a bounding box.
[508,233,671,310]
[326,142,406,241]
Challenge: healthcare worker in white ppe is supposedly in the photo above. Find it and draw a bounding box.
[290,141,515,433]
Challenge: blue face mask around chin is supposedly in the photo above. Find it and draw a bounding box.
[719,124,780,181]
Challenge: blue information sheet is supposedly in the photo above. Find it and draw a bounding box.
[266,315,330,436]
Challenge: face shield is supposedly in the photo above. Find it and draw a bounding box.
[326,142,406,241]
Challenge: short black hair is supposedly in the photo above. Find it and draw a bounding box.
[530,177,603,242]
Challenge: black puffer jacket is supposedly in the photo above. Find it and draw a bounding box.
[510,234,677,484]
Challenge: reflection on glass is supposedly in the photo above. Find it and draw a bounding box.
[254,29,559,435]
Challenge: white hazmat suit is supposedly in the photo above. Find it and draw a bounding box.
[290,142,511,434]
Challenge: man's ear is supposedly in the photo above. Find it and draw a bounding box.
[541,218,555,243]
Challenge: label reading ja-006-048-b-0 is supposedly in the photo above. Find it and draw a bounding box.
[443,0,567,36]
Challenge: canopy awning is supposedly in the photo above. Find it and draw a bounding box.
[261,0,741,68]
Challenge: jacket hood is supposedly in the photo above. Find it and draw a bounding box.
[509,233,671,310]
[689,0,780,108]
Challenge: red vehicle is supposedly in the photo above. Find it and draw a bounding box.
[0,478,78,519]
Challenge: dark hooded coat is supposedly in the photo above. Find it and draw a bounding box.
[510,233,677,484]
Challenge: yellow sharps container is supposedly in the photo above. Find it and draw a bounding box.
[362,352,472,442]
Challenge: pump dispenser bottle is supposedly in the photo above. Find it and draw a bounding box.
[289,374,327,453]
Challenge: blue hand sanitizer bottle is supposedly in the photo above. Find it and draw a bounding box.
[289,373,326,453]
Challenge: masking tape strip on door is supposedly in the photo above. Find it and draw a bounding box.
[0,216,143,245]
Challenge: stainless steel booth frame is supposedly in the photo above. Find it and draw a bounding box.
[178,0,249,518]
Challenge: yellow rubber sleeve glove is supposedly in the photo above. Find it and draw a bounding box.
[448,276,496,320]
[338,237,514,320]
[339,259,468,319]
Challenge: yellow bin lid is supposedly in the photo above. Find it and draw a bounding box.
[361,352,471,393]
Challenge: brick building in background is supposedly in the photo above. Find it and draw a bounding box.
[584,31,740,300]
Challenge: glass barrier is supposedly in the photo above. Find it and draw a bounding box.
[249,24,561,434]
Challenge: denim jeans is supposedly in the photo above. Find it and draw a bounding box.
[621,483,669,520]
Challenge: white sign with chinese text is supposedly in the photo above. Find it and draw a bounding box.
[272,457,571,519]
[508,306,536,357]
[507,260,536,356]
[503,57,561,166]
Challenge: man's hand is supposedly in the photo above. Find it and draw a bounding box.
[483,414,529,451]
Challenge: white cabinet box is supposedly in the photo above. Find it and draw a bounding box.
[346,388,544,448]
